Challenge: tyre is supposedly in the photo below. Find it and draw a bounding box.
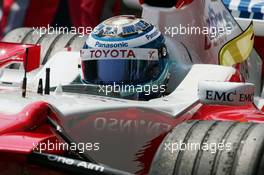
[2,27,33,43]
[37,33,62,65]
[47,33,77,60]
[1,27,87,66]
[21,29,43,44]
[149,120,264,175]
[66,34,88,52]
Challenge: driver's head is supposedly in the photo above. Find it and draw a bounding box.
[80,15,169,100]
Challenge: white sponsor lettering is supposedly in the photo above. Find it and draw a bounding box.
[198,81,255,106]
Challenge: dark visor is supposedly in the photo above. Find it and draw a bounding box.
[81,48,167,85]
[82,59,166,85]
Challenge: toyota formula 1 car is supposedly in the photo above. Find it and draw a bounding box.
[1,0,264,175]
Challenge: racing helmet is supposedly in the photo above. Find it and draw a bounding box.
[80,15,169,99]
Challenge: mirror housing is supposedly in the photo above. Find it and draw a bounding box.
[0,42,40,72]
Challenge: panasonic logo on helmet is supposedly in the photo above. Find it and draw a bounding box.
[95,41,129,48]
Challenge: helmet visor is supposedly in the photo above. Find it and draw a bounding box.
[81,48,165,85]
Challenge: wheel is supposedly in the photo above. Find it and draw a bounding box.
[2,28,35,69]
[47,33,77,60]
[21,29,43,44]
[66,35,88,51]
[2,28,87,66]
[149,120,264,175]
[2,27,33,43]
[37,33,62,65]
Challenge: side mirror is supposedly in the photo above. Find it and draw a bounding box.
[198,81,255,106]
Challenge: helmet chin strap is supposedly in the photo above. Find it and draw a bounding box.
[119,63,170,98]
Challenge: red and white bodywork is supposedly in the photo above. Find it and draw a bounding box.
[0,0,264,174]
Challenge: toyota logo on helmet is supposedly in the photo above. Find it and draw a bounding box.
[81,15,170,100]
